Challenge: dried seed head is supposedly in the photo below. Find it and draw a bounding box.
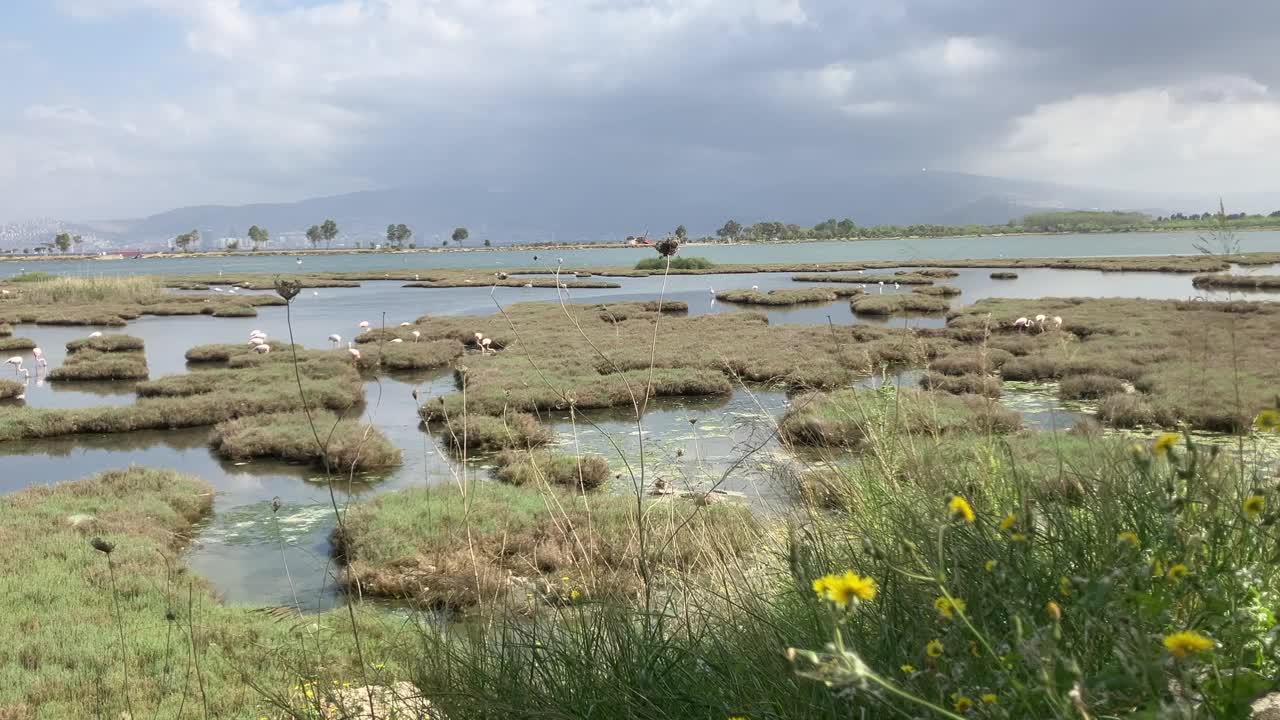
[165,609,177,622]
[273,277,302,300]
[90,537,115,554]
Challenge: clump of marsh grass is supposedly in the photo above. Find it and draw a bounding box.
[911,284,962,297]
[494,449,609,490]
[0,336,36,351]
[209,411,402,471]
[332,481,757,610]
[635,256,714,270]
[49,336,149,381]
[989,271,1019,279]
[430,411,554,453]
[0,378,23,399]
[850,293,951,316]
[714,287,848,305]
[779,386,1021,448]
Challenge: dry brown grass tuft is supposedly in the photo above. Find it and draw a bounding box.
[850,293,951,316]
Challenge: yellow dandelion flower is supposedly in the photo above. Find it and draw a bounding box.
[570,589,582,601]
[1244,494,1265,520]
[948,495,975,523]
[1045,601,1061,621]
[1009,532,1028,542]
[1117,531,1139,547]
[1058,576,1072,597]
[934,596,967,619]
[984,559,997,572]
[953,695,973,713]
[926,639,944,657]
[900,664,916,674]
[981,693,998,705]
[812,571,877,608]
[999,512,1016,531]
[1166,563,1189,583]
[1255,409,1280,432]
[1153,432,1180,455]
[1163,630,1213,659]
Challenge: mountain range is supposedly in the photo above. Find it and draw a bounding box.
[11,171,1276,250]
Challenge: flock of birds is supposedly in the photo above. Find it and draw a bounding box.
[1012,313,1063,332]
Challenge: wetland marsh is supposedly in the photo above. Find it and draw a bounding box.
[4,240,1280,718]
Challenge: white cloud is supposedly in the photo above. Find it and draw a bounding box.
[976,75,1280,192]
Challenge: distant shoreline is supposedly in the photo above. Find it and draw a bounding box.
[0,226,1272,265]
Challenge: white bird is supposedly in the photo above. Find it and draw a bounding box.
[858,270,864,274]
[474,332,484,343]
[328,333,342,347]
[481,337,493,354]
[313,291,319,296]
[31,347,46,368]
[414,274,420,281]
[358,320,370,331]
[411,330,421,342]
[390,338,404,344]
[249,329,265,338]
[751,285,759,292]
[878,281,885,294]
[399,322,411,327]
[1013,317,1029,331]
[557,257,564,264]
[296,258,303,265]
[347,342,361,362]
[1035,314,1046,323]
[894,282,900,290]
[5,357,22,374]
[252,343,270,354]
[213,287,223,293]
[89,332,103,338]
[228,288,237,294]
[1053,316,1063,328]
[523,282,533,288]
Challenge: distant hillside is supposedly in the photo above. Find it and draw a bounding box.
[20,172,1277,249]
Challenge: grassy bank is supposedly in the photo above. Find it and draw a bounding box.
[209,410,402,471]
[0,274,285,326]
[779,385,1021,447]
[0,379,23,399]
[334,481,758,610]
[493,449,610,489]
[1192,273,1280,290]
[946,296,1280,431]
[0,353,362,441]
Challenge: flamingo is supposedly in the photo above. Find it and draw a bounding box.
[5,357,22,375]
[894,282,900,290]
[523,282,533,288]
[391,338,404,344]
[358,320,370,331]
[399,322,411,327]
[89,332,103,338]
[878,281,885,294]
[31,347,46,368]
[296,258,303,265]
[481,338,493,354]
[228,288,238,295]
[751,285,759,292]
[347,342,361,362]
[1013,317,1029,331]
[213,287,223,293]
[252,343,270,354]
[328,334,342,347]
[1053,316,1063,328]
[411,330,421,342]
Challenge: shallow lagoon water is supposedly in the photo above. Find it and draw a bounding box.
[0,257,1274,606]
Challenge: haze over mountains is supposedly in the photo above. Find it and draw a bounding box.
[23,171,1271,250]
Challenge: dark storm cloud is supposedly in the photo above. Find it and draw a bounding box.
[3,0,1278,221]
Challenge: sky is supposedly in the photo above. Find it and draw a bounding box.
[2,0,1280,221]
